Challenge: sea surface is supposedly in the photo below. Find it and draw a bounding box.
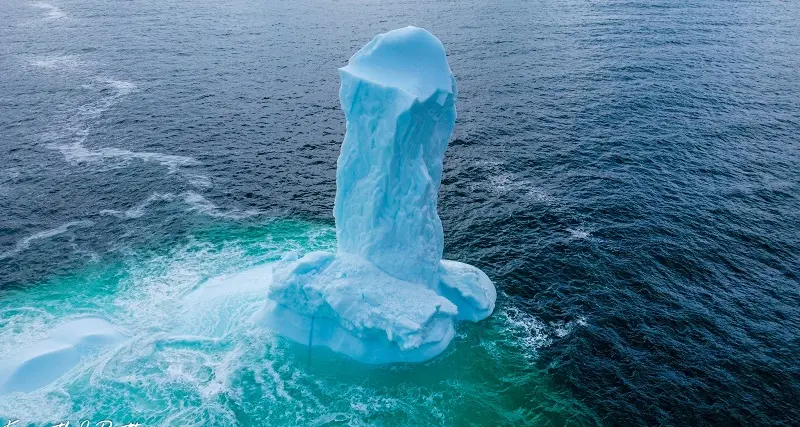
[1,0,799,425]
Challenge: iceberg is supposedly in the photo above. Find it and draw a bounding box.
[0,318,122,394]
[259,26,496,363]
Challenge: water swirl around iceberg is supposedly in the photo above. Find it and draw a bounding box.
[1,0,799,425]
[0,220,586,425]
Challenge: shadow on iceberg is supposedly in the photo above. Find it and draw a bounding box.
[258,27,496,364]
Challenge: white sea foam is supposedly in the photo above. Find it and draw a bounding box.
[183,192,262,219]
[30,2,65,20]
[100,193,177,219]
[488,173,554,203]
[0,224,521,424]
[54,141,201,174]
[0,308,55,360]
[31,55,84,70]
[499,304,587,358]
[566,228,591,239]
[470,160,555,204]
[0,220,93,260]
[98,78,137,96]
[501,306,552,358]
[100,191,262,220]
[552,317,588,338]
[0,236,284,421]
[41,79,192,174]
[31,62,210,185]
[186,173,213,188]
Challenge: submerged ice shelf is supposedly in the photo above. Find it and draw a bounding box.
[259,26,496,363]
[0,318,122,395]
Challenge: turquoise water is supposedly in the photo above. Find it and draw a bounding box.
[0,220,590,426]
[2,0,799,424]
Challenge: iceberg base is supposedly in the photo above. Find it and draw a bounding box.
[257,252,496,364]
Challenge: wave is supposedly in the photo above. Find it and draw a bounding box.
[488,173,555,203]
[97,77,136,97]
[0,223,557,425]
[553,317,588,338]
[100,191,262,220]
[52,141,201,174]
[566,228,591,239]
[500,304,587,359]
[470,160,555,204]
[182,192,262,219]
[33,77,208,181]
[30,55,85,70]
[30,2,65,20]
[99,193,178,219]
[500,306,552,358]
[0,220,93,260]
[0,237,272,422]
[28,58,212,186]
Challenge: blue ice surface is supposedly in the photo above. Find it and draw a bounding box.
[0,318,122,394]
[335,25,458,287]
[260,27,496,364]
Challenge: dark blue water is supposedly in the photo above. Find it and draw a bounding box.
[1,0,799,425]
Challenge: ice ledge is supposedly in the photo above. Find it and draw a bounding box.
[257,252,495,364]
[438,260,497,322]
[0,318,122,395]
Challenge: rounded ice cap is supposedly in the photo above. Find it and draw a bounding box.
[340,26,455,100]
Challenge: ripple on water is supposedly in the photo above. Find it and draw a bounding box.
[0,221,590,426]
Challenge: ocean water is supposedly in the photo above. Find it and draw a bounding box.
[1,0,799,425]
